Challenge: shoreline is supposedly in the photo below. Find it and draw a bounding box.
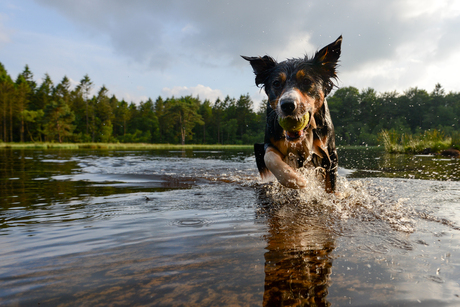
[0,142,254,150]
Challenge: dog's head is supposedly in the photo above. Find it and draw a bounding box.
[242,36,342,141]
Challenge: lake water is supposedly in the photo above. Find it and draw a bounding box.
[1,147,460,306]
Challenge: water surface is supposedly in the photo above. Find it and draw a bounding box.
[1,147,460,306]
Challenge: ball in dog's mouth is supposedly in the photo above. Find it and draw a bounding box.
[278,112,310,141]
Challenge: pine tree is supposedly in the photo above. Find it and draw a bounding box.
[79,75,93,136]
[0,63,14,142]
[43,98,75,143]
[15,74,31,142]
[165,96,204,145]
[94,86,113,142]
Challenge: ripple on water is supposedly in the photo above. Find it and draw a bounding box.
[170,218,212,228]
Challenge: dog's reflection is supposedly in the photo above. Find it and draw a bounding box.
[258,195,335,306]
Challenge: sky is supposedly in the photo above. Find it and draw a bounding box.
[2,0,460,108]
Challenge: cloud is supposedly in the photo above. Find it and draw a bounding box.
[31,1,347,68]
[16,0,460,97]
[161,85,223,102]
[34,1,459,69]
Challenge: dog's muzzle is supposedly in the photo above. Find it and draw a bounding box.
[278,89,301,116]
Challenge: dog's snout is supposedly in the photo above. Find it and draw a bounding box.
[280,100,296,114]
[278,89,301,115]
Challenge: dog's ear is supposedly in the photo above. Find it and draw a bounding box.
[311,35,342,94]
[241,55,277,87]
[313,35,342,68]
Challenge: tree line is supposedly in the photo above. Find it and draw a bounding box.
[1,62,460,146]
[328,84,460,145]
[0,63,265,145]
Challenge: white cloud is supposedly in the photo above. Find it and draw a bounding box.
[118,92,149,104]
[394,0,460,19]
[2,0,460,107]
[161,85,223,102]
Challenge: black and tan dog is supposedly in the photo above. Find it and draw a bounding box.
[242,36,342,193]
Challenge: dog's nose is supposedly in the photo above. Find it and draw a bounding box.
[280,100,296,114]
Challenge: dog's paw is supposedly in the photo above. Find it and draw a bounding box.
[314,167,326,179]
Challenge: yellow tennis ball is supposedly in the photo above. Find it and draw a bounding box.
[278,113,310,131]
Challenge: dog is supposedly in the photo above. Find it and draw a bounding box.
[242,36,342,193]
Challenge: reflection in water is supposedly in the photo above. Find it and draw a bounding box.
[257,187,335,306]
[339,147,460,180]
[263,213,334,306]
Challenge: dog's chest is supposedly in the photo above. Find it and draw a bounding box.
[283,150,315,170]
[272,133,315,169]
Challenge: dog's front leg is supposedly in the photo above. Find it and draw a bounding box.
[264,147,307,189]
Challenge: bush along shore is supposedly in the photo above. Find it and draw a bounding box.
[379,129,460,156]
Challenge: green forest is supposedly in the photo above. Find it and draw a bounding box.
[1,63,460,146]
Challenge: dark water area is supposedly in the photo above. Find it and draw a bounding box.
[1,147,460,306]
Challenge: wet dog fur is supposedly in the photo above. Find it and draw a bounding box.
[242,36,342,193]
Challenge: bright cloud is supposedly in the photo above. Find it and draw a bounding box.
[161,85,223,102]
[2,0,460,106]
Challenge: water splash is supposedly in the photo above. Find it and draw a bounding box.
[254,168,417,234]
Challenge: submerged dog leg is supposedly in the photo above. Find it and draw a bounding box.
[264,147,307,189]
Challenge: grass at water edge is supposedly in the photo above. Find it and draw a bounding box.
[0,142,254,150]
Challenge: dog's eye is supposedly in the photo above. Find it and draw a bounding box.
[272,80,282,88]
